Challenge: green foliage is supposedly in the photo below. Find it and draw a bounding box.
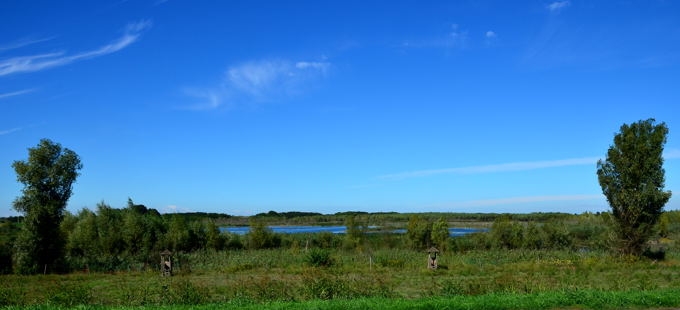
[597,118,672,255]
[255,210,323,218]
[246,220,281,249]
[543,221,574,250]
[4,247,680,306]
[343,215,365,250]
[314,231,340,249]
[305,248,334,267]
[12,207,671,275]
[205,220,227,250]
[486,218,583,251]
[169,279,208,304]
[406,215,432,249]
[431,217,449,251]
[11,138,82,274]
[166,216,191,252]
[0,219,20,274]
[46,282,91,306]
[63,201,172,272]
[491,217,524,249]
[523,222,547,250]
[658,212,671,238]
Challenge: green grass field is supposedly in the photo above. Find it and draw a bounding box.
[2,248,680,309]
[4,289,680,310]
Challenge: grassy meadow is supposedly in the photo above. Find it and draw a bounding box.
[2,247,680,308]
[2,211,680,309]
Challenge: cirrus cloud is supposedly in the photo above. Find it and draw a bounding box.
[0,20,151,77]
[0,88,35,100]
[183,59,331,110]
[546,1,570,12]
[378,156,601,181]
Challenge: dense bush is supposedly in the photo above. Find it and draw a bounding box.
[304,248,333,267]
[245,220,281,249]
[491,217,524,249]
[406,215,433,249]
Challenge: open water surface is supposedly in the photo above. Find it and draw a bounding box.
[220,226,486,236]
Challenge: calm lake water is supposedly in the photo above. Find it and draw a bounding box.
[220,226,486,237]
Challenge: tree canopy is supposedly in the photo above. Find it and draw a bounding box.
[12,138,82,274]
[597,118,672,255]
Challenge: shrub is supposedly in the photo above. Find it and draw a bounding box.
[491,217,524,249]
[524,222,547,250]
[305,248,333,267]
[543,221,574,250]
[246,220,281,249]
[406,215,432,249]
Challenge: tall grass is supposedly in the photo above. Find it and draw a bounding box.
[3,289,679,309]
[2,247,680,306]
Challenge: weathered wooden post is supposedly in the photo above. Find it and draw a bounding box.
[427,247,439,270]
[161,249,172,276]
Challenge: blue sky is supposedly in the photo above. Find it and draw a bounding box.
[1,0,679,217]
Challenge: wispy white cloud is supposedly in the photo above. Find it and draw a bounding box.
[0,37,54,52]
[295,61,330,71]
[0,88,35,100]
[485,30,498,46]
[546,1,570,12]
[382,151,680,181]
[0,20,151,77]
[184,59,330,110]
[227,60,292,97]
[379,156,601,180]
[182,88,225,110]
[400,23,469,50]
[438,194,602,209]
[0,127,22,135]
[447,24,468,48]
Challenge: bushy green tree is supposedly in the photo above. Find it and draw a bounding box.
[95,202,125,258]
[0,219,20,274]
[343,215,364,250]
[246,220,280,249]
[406,215,431,249]
[431,217,449,251]
[65,209,99,268]
[205,220,226,250]
[64,201,168,272]
[542,221,573,250]
[597,119,672,255]
[658,213,670,238]
[12,139,82,274]
[491,217,524,249]
[166,216,191,252]
[523,222,546,249]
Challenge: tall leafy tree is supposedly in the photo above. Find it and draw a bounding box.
[597,119,672,255]
[12,139,82,274]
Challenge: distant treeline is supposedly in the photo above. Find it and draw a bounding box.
[215,210,577,226]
